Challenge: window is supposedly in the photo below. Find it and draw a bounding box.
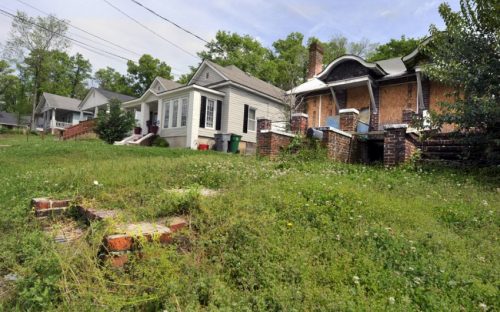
[172,100,179,128]
[205,72,210,79]
[163,100,170,128]
[181,98,188,127]
[248,107,256,131]
[206,99,215,128]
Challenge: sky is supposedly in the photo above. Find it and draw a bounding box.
[0,0,459,81]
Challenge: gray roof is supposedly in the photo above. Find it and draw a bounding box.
[96,88,136,102]
[375,57,408,76]
[156,77,183,90]
[0,111,20,126]
[205,60,285,101]
[40,92,81,112]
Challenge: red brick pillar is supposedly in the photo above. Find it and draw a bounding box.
[290,113,308,136]
[257,118,271,133]
[384,124,408,166]
[339,108,359,132]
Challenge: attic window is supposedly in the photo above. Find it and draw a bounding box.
[206,72,209,79]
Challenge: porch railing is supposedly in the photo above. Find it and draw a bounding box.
[54,121,73,129]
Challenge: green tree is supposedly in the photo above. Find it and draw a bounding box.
[0,60,21,113]
[94,67,133,95]
[272,32,308,90]
[68,53,92,99]
[198,31,276,83]
[95,99,135,144]
[311,35,378,65]
[423,0,500,139]
[127,54,173,96]
[4,11,70,128]
[368,35,422,62]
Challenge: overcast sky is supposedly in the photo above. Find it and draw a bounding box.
[0,0,459,81]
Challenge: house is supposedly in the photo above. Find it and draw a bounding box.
[0,111,29,129]
[122,61,286,153]
[78,88,136,119]
[285,40,456,163]
[35,92,93,134]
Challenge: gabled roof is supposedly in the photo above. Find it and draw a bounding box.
[96,88,136,102]
[191,60,285,101]
[316,55,388,80]
[38,92,81,112]
[156,77,183,90]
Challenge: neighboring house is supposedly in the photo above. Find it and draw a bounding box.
[0,111,29,129]
[122,61,286,153]
[290,40,455,132]
[35,92,92,134]
[78,88,136,119]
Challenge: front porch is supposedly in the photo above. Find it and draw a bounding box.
[38,108,90,134]
[124,100,159,136]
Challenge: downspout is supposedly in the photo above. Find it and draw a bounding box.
[416,69,424,114]
[318,95,322,127]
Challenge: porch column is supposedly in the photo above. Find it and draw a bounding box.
[187,91,200,149]
[51,109,56,128]
[94,106,98,118]
[140,102,150,135]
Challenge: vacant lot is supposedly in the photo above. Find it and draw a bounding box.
[0,134,498,311]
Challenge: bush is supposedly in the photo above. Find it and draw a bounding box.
[152,136,169,148]
[95,99,135,144]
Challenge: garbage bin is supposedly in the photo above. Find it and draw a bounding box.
[229,134,242,153]
[214,133,231,152]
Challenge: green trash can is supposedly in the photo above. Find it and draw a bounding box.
[229,134,242,153]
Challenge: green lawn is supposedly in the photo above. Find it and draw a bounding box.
[0,134,498,311]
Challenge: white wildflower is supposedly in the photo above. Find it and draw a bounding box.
[388,297,395,305]
[481,200,488,206]
[479,303,487,311]
[353,275,360,284]
[93,180,99,186]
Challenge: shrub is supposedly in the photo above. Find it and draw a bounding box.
[152,136,169,148]
[95,99,135,144]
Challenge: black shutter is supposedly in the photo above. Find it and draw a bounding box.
[199,96,206,128]
[216,100,222,131]
[243,104,249,133]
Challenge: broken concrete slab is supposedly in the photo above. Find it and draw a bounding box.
[77,206,119,221]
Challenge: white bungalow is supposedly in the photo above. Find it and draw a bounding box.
[78,88,136,119]
[35,92,92,134]
[122,61,286,153]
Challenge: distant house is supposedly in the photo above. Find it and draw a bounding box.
[122,61,286,153]
[0,111,29,129]
[78,88,136,119]
[35,92,92,134]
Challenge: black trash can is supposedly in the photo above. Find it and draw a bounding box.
[214,133,231,152]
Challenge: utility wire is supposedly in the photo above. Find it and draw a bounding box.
[0,8,131,63]
[16,0,141,57]
[130,0,210,45]
[102,0,199,60]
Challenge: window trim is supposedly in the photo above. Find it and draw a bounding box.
[163,96,189,129]
[247,106,257,132]
[205,98,217,129]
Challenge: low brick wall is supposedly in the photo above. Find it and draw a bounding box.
[383,124,408,166]
[318,127,353,163]
[63,119,96,140]
[257,130,294,160]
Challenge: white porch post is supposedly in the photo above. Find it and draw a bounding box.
[94,106,98,118]
[187,91,200,149]
[51,108,56,134]
[141,102,150,135]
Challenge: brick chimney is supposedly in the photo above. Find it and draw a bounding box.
[307,42,324,79]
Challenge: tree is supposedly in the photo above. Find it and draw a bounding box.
[198,31,276,83]
[368,35,422,62]
[68,53,92,99]
[94,67,133,95]
[272,32,308,90]
[0,60,21,112]
[95,99,135,144]
[423,0,500,140]
[4,11,70,128]
[127,54,173,96]
[311,35,378,65]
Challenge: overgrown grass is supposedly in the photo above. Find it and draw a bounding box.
[0,134,498,311]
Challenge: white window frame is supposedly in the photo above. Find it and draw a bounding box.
[205,98,216,129]
[181,98,188,127]
[163,96,188,129]
[248,107,256,132]
[163,99,170,129]
[172,99,179,128]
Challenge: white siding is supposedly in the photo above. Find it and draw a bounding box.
[220,86,285,143]
[80,89,109,111]
[192,66,225,86]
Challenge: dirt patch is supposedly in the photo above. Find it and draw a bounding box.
[41,219,85,243]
